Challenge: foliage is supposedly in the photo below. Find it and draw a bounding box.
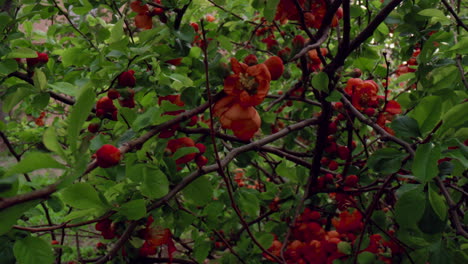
[0,0,467,263]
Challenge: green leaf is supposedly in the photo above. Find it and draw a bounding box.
[419,191,447,234]
[390,116,421,139]
[181,86,200,108]
[61,183,107,210]
[110,19,124,43]
[2,86,33,112]
[172,147,199,161]
[48,82,77,97]
[238,189,260,216]
[193,238,211,263]
[0,175,18,197]
[0,236,15,264]
[61,47,86,67]
[5,152,65,177]
[67,84,95,153]
[175,24,196,42]
[256,232,274,249]
[395,187,426,227]
[140,168,169,199]
[0,200,40,236]
[377,23,389,35]
[412,143,441,183]
[33,68,47,91]
[357,251,377,264]
[418,9,449,21]
[438,102,468,137]
[46,195,63,213]
[428,240,452,264]
[337,241,351,254]
[275,161,298,182]
[169,73,193,89]
[63,208,97,222]
[31,93,50,109]
[367,148,407,174]
[6,47,38,59]
[263,0,280,21]
[0,59,18,75]
[312,72,329,92]
[117,199,146,220]
[325,90,342,102]
[183,175,213,206]
[428,185,447,221]
[43,127,66,158]
[410,96,442,135]
[13,236,54,264]
[132,107,160,131]
[430,65,460,91]
[448,36,468,54]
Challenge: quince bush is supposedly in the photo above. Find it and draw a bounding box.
[0,0,467,264]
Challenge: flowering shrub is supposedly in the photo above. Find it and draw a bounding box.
[0,0,466,264]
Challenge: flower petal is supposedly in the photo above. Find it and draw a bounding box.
[223,74,240,96]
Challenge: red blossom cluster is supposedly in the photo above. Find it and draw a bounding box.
[213,56,284,140]
[275,0,343,29]
[166,137,208,168]
[131,0,167,29]
[94,70,137,123]
[95,218,118,239]
[157,94,198,138]
[34,111,46,126]
[308,48,328,72]
[233,168,264,190]
[343,77,402,135]
[26,51,49,68]
[266,208,402,263]
[396,48,420,76]
[96,96,118,121]
[138,216,177,262]
[95,144,121,168]
[189,21,213,49]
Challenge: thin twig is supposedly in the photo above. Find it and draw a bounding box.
[51,0,98,50]
[341,94,415,157]
[441,0,468,31]
[435,177,468,238]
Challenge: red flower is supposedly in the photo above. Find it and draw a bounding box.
[96,144,121,168]
[293,35,306,49]
[96,96,118,120]
[166,137,197,164]
[118,88,136,108]
[97,96,116,113]
[384,100,401,115]
[165,58,183,66]
[213,96,261,140]
[332,209,363,233]
[345,79,380,110]
[275,0,341,29]
[275,0,304,23]
[26,52,49,67]
[308,48,328,71]
[95,219,116,239]
[135,13,152,29]
[107,88,120,100]
[223,58,271,107]
[264,56,284,81]
[140,226,177,263]
[130,1,149,13]
[243,54,258,66]
[158,94,185,107]
[118,70,136,87]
